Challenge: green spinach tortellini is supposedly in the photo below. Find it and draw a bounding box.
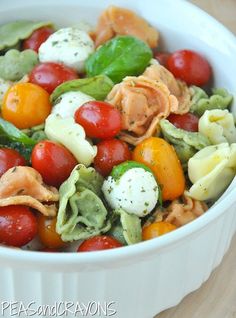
[199,109,236,144]
[0,49,38,81]
[190,86,233,117]
[56,165,111,242]
[159,119,210,165]
[0,20,52,51]
[108,209,142,245]
[187,143,236,201]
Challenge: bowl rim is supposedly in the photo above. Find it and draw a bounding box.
[0,0,236,265]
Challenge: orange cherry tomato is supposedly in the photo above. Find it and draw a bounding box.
[37,215,65,249]
[2,83,51,129]
[142,221,176,240]
[133,137,185,201]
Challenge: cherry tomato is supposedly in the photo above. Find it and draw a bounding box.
[22,26,54,52]
[154,52,171,67]
[168,113,199,132]
[29,62,78,94]
[0,148,26,177]
[2,83,51,129]
[31,140,77,187]
[133,137,185,201]
[94,139,132,176]
[142,222,176,240]
[74,101,122,139]
[78,235,123,252]
[167,49,212,86]
[37,215,65,249]
[0,205,37,247]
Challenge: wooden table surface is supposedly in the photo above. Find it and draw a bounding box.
[155,1,236,317]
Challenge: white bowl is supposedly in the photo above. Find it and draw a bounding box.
[0,0,236,317]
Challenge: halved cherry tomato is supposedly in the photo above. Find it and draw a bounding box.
[2,83,51,129]
[142,222,176,240]
[154,52,171,67]
[133,137,185,201]
[167,49,212,86]
[22,26,54,52]
[168,113,199,132]
[0,205,37,247]
[74,101,122,139]
[78,235,123,252]
[31,140,77,187]
[29,62,78,94]
[94,139,132,176]
[37,215,65,249]
[0,148,26,177]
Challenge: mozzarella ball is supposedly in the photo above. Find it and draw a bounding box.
[39,27,94,72]
[102,168,159,217]
[52,91,95,118]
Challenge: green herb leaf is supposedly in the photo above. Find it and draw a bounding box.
[0,118,36,161]
[111,160,153,181]
[50,75,114,104]
[85,35,152,83]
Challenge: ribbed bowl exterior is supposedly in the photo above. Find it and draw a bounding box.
[0,1,236,317]
[1,203,235,318]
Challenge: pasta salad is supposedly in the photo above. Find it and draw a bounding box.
[0,6,235,252]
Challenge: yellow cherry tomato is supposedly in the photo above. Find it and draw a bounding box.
[133,137,185,201]
[2,83,51,129]
[142,221,176,240]
[37,215,65,249]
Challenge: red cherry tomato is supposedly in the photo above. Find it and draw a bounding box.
[31,140,77,187]
[29,62,78,94]
[74,101,122,139]
[0,205,37,247]
[0,148,26,177]
[22,26,54,52]
[167,113,199,132]
[94,139,131,176]
[154,52,171,67]
[78,235,123,252]
[167,50,212,86]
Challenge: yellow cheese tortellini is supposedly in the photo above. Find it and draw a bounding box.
[199,109,236,144]
[187,143,236,201]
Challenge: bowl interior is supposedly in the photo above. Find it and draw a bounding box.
[0,0,236,261]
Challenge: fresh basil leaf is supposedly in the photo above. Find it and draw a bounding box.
[0,20,53,51]
[85,35,152,83]
[50,75,114,104]
[111,160,153,181]
[0,118,36,160]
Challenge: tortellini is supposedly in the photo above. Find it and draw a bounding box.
[159,119,210,165]
[190,86,233,117]
[0,20,52,51]
[108,209,142,245]
[199,109,236,144]
[45,114,97,166]
[187,143,236,201]
[0,49,38,81]
[56,165,111,241]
